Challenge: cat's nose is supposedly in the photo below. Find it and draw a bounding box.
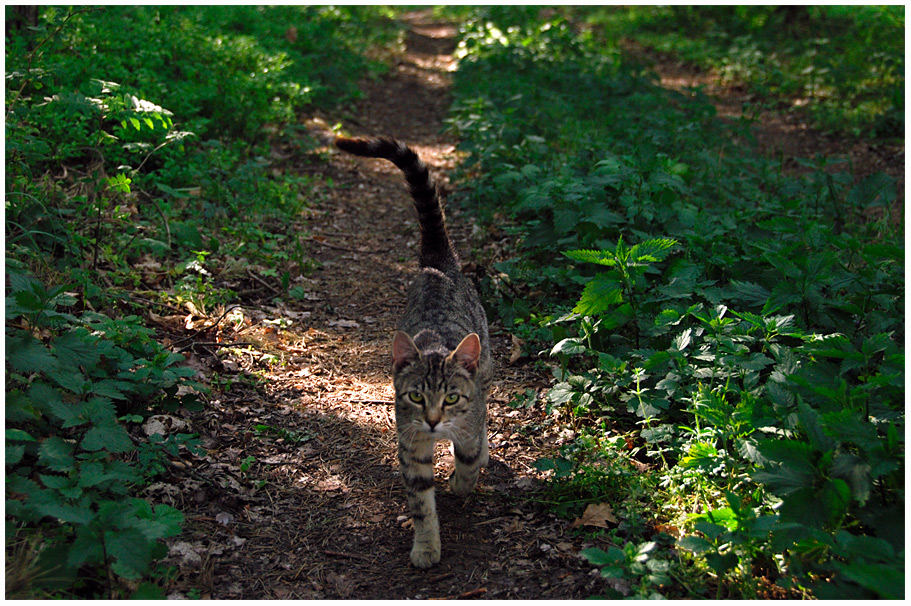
[427,419,439,431]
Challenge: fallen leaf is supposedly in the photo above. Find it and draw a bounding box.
[169,541,202,567]
[328,319,359,329]
[508,334,525,364]
[143,415,190,437]
[571,502,618,529]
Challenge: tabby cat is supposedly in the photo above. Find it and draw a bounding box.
[335,136,492,568]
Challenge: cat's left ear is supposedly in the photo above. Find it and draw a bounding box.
[448,333,481,373]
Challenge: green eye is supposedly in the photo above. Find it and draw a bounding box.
[407,392,424,404]
[444,393,460,405]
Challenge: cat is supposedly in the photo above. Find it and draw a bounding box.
[335,136,492,568]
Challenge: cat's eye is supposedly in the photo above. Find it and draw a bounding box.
[407,391,424,404]
[444,393,460,405]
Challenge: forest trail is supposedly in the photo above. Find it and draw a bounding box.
[162,12,603,599]
[159,12,898,599]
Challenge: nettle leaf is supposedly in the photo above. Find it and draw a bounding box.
[551,337,587,357]
[628,238,678,263]
[7,444,26,466]
[581,546,624,566]
[564,248,618,267]
[7,331,58,374]
[51,328,102,367]
[830,453,872,505]
[835,561,904,600]
[677,535,712,554]
[82,423,134,453]
[779,480,850,528]
[38,436,76,472]
[845,172,895,209]
[44,365,88,394]
[133,499,184,539]
[6,428,37,442]
[797,400,837,452]
[655,308,683,327]
[553,207,580,236]
[737,438,769,466]
[728,281,771,306]
[69,526,104,568]
[108,527,154,580]
[752,439,818,495]
[572,273,624,316]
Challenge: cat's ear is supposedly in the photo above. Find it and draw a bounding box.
[448,333,481,373]
[392,331,420,371]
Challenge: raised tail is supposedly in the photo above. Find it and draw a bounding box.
[335,136,459,272]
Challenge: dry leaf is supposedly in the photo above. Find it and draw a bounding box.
[570,502,618,529]
[508,334,525,364]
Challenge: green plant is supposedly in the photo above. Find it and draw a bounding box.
[582,540,673,599]
[6,270,205,597]
[449,7,903,598]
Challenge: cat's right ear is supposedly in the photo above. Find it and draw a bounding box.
[392,331,420,371]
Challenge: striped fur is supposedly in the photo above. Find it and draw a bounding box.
[335,136,491,568]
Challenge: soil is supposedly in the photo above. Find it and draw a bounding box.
[149,11,902,599]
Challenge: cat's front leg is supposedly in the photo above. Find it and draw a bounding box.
[399,439,440,568]
[449,424,487,496]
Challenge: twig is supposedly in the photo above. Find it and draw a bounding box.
[311,239,390,254]
[323,550,373,562]
[429,587,487,600]
[247,268,282,295]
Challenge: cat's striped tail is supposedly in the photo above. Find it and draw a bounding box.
[335,136,459,273]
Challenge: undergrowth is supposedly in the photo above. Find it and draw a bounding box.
[447,7,903,599]
[5,6,402,597]
[581,5,905,138]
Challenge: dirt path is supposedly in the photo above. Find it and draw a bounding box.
[159,12,604,599]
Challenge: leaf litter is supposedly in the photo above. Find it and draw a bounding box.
[148,10,609,600]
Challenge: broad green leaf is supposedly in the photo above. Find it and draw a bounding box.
[628,238,677,263]
[563,248,617,267]
[7,332,57,374]
[7,445,26,466]
[830,453,872,505]
[51,329,101,367]
[6,428,36,442]
[38,436,75,472]
[581,546,624,566]
[108,528,153,579]
[133,500,184,539]
[550,337,586,356]
[572,274,624,316]
[835,561,904,599]
[82,423,134,453]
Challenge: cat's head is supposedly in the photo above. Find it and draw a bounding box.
[391,330,481,436]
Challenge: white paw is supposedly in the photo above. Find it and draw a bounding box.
[410,542,440,568]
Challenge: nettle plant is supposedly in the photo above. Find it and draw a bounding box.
[449,8,903,598]
[6,269,205,598]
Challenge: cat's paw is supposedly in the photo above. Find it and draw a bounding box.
[449,471,478,496]
[410,542,441,568]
